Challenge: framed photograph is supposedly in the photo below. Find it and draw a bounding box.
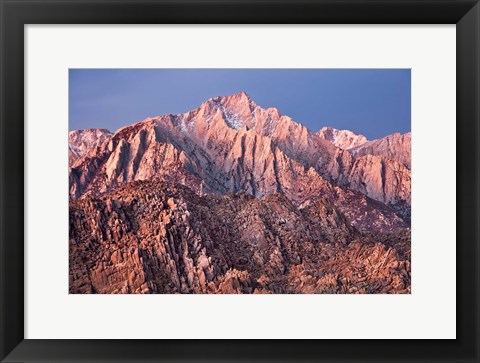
[1,0,479,362]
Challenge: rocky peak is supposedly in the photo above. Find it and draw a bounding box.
[207,92,258,130]
[69,92,412,295]
[211,91,253,105]
[69,93,411,231]
[317,127,368,150]
[69,128,112,146]
[68,128,112,166]
[350,131,411,169]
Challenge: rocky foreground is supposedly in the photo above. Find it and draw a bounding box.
[70,179,410,294]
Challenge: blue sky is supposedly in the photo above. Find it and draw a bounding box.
[69,69,410,140]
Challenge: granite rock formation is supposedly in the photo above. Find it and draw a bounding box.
[317,127,368,150]
[70,180,410,294]
[69,128,112,166]
[69,92,411,294]
[349,132,411,169]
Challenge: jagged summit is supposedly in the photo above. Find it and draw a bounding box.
[201,91,257,114]
[172,91,283,133]
[68,128,112,166]
[317,127,368,150]
[210,90,253,103]
[69,127,112,135]
[350,131,411,169]
[69,92,411,229]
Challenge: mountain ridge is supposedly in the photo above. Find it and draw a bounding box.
[69,92,411,232]
[69,178,411,294]
[68,92,412,294]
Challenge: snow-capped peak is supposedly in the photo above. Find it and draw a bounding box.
[317,127,368,150]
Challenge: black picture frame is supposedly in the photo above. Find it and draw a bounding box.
[1,0,479,362]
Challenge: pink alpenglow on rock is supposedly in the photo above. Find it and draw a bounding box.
[69,92,411,294]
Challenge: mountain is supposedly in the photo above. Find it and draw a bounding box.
[68,92,411,294]
[68,128,112,166]
[69,179,411,294]
[349,132,411,169]
[69,92,410,230]
[316,127,411,170]
[68,102,407,232]
[315,128,411,218]
[317,127,368,150]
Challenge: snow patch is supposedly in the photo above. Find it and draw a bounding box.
[221,106,244,130]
